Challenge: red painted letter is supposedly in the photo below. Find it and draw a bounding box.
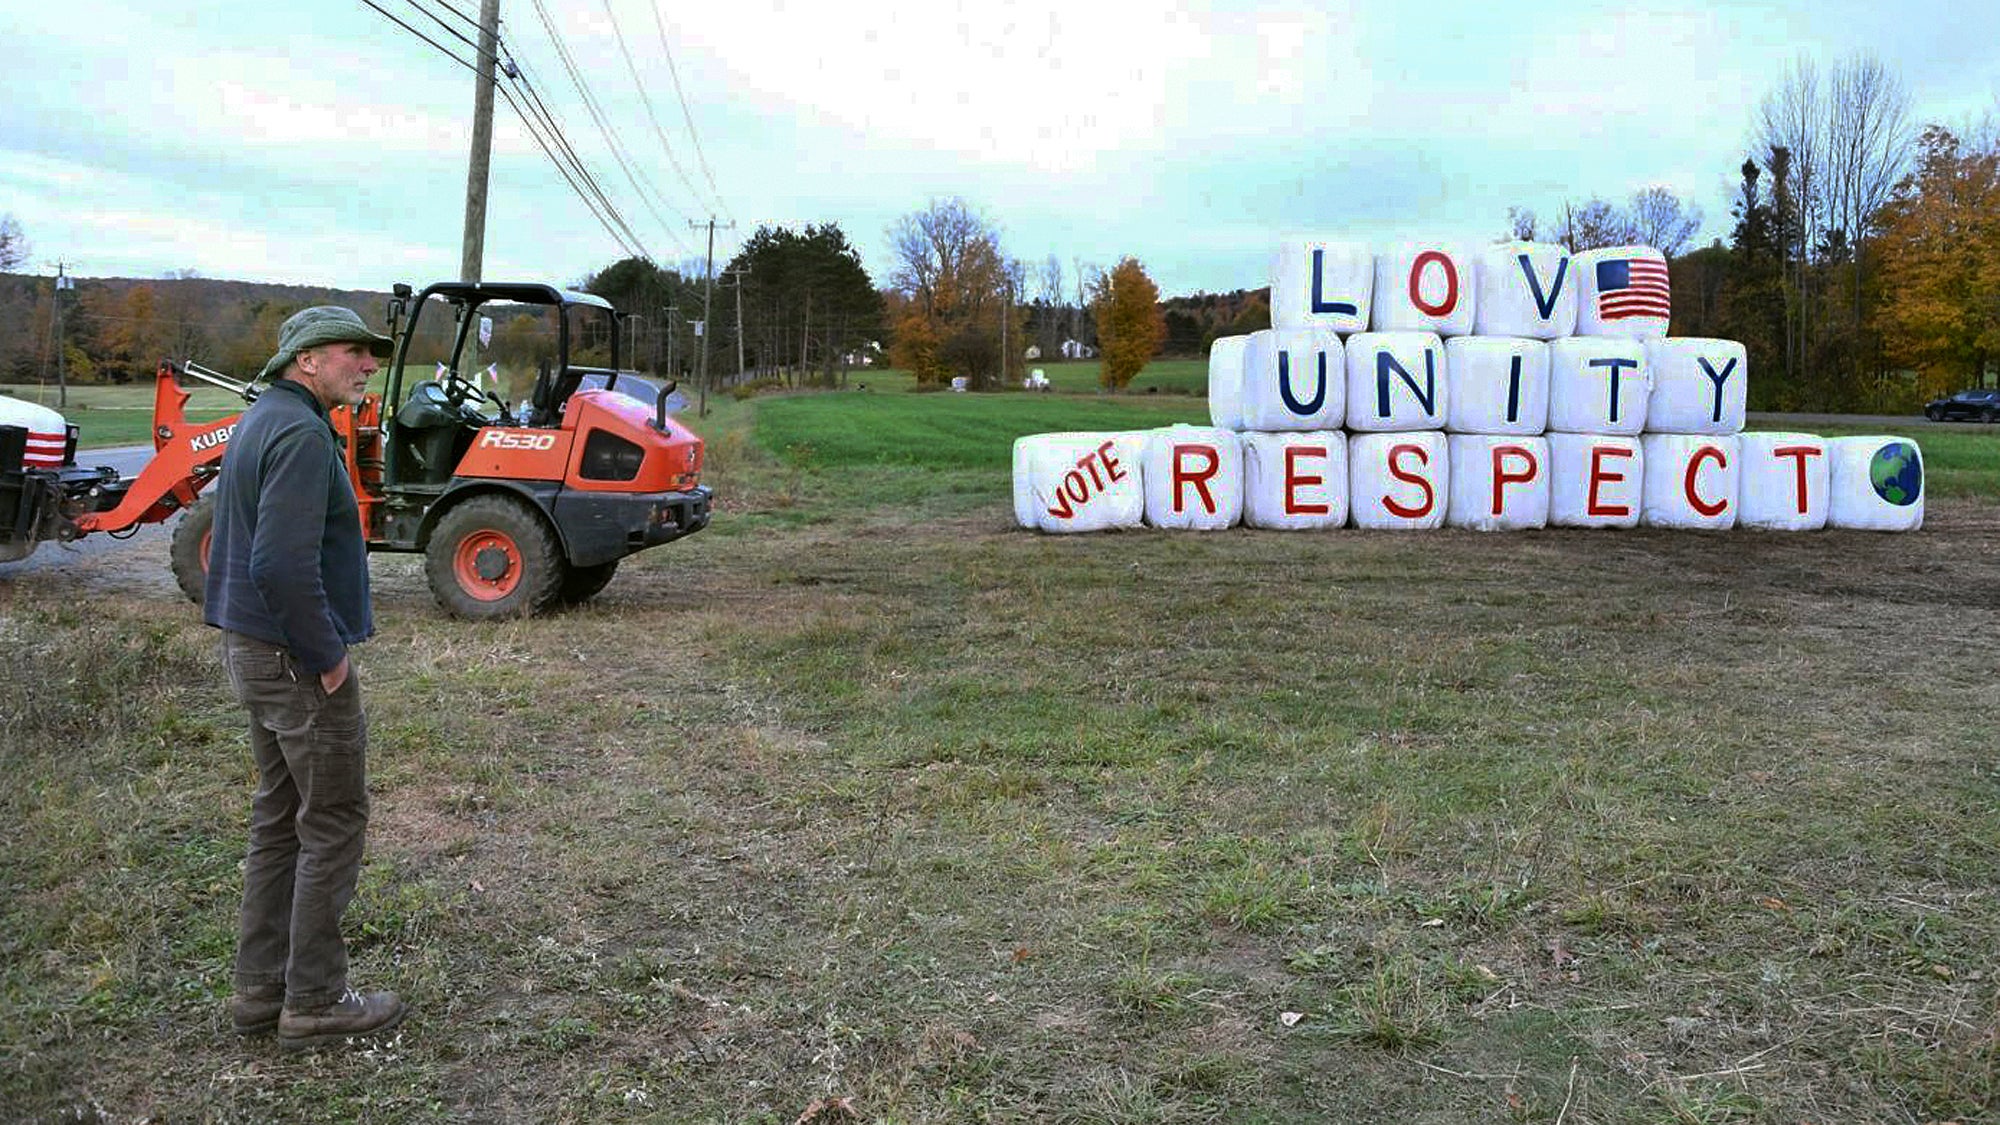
[1382,443,1435,519]
[1772,444,1818,514]
[1684,445,1728,517]
[1099,441,1127,482]
[1586,445,1633,517]
[1490,444,1537,515]
[1409,250,1459,317]
[1173,443,1220,514]
[1283,445,1330,516]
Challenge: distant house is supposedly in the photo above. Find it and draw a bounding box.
[1060,339,1097,360]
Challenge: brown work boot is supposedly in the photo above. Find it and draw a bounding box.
[229,990,283,1036]
[277,988,407,1051]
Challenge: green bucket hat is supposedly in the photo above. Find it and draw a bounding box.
[259,306,395,381]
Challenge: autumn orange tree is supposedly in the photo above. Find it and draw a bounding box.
[1089,257,1165,389]
[1874,125,2000,395]
[885,198,1018,388]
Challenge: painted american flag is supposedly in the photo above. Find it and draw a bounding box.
[1594,256,1671,321]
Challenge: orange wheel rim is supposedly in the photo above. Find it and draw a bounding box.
[453,530,522,601]
[199,529,212,570]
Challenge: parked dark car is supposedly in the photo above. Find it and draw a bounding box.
[1924,388,2000,422]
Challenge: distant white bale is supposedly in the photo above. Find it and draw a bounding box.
[1144,425,1243,530]
[1012,431,1147,533]
[1445,336,1549,435]
[1548,336,1649,434]
[1641,433,1740,529]
[950,376,969,392]
[1474,241,1578,339]
[1645,338,1747,434]
[1344,331,1448,432]
[1547,432,1643,528]
[1206,335,1250,430]
[1349,431,1449,530]
[1738,432,1829,530]
[1271,239,1372,333]
[1242,431,1348,530]
[1243,326,1346,431]
[1370,243,1476,336]
[1827,435,1924,531]
[1446,434,1550,530]
[1574,245,1671,339]
[0,394,68,468]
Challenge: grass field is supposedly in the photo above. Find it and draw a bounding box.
[2,382,247,448]
[4,381,1999,1123]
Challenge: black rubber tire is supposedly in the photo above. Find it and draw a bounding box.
[556,559,619,606]
[1985,409,1998,424]
[1926,409,1942,421]
[424,494,563,619]
[170,495,215,605]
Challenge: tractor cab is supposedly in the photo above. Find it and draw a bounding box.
[382,282,630,489]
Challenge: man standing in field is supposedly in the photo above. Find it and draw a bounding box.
[205,306,406,1049]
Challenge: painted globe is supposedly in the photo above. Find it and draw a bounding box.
[1868,441,1922,506]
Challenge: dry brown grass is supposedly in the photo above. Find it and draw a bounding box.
[3,491,1998,1123]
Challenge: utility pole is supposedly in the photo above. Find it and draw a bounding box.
[47,261,74,408]
[460,0,502,284]
[688,217,735,416]
[723,265,751,384]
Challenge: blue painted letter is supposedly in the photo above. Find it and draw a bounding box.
[1278,349,1328,416]
[1312,250,1358,317]
[1697,356,1737,423]
[1518,254,1569,320]
[1377,347,1438,418]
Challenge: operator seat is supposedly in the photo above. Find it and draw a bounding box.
[391,380,466,485]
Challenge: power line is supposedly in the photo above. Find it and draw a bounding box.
[357,0,649,260]
[503,45,692,259]
[599,0,723,220]
[526,0,698,257]
[647,0,729,222]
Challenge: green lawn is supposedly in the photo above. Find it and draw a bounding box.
[5,383,1999,1122]
[2,381,246,448]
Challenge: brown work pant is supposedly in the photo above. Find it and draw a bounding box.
[220,631,369,1011]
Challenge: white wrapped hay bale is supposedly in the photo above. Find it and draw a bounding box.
[1349,431,1449,529]
[1738,432,1829,531]
[1474,241,1577,339]
[1144,425,1243,530]
[1641,434,1740,529]
[1574,245,1671,339]
[1645,338,1747,434]
[1548,337,1649,434]
[1242,326,1346,431]
[1371,243,1476,336]
[1207,334,1250,430]
[1446,435,1550,530]
[1012,431,1148,533]
[1271,239,1373,333]
[1827,435,1924,531]
[1344,331,1447,432]
[1548,432,1643,528]
[1243,431,1348,530]
[0,394,69,468]
[1445,336,1549,435]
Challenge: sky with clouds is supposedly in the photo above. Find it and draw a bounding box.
[4,0,1994,301]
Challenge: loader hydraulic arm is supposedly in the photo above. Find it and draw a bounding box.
[69,361,247,536]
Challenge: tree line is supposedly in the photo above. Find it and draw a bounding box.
[5,49,1989,410]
